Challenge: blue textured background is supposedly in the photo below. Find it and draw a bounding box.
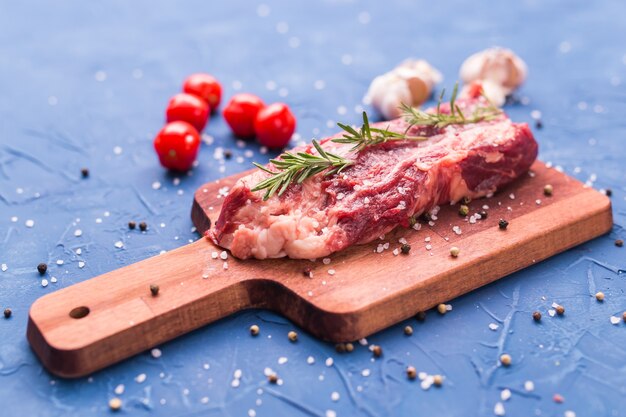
[1,1,625,416]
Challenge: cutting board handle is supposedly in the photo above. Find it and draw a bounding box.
[27,239,252,378]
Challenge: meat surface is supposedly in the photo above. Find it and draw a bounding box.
[211,98,538,259]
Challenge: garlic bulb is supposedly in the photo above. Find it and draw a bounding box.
[459,47,527,106]
[366,59,442,120]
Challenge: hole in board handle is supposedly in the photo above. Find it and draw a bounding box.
[69,306,90,319]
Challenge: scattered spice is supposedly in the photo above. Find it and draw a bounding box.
[400,243,411,254]
[458,205,469,216]
[109,397,122,411]
[139,221,148,232]
[250,324,260,336]
[335,343,346,353]
[532,311,542,322]
[128,221,136,230]
[372,345,383,358]
[605,188,612,197]
[437,304,447,315]
[498,219,509,230]
[268,373,278,384]
[595,291,605,302]
[553,394,564,403]
[81,168,90,178]
[288,331,298,342]
[302,267,312,278]
[616,239,624,247]
[535,119,543,129]
[499,353,512,366]
[406,366,417,380]
[450,247,460,258]
[3,308,11,319]
[416,311,427,322]
[223,149,233,159]
[555,304,565,315]
[462,196,472,205]
[404,325,413,336]
[623,311,626,323]
[345,342,354,352]
[37,263,47,275]
[433,374,443,387]
[150,284,160,296]
[479,210,488,219]
[543,184,553,196]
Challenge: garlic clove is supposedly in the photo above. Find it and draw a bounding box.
[460,47,527,93]
[366,59,442,120]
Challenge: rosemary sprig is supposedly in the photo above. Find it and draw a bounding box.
[251,140,353,200]
[333,112,428,152]
[400,83,502,129]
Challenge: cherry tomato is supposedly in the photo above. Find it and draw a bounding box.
[153,121,200,171]
[183,73,222,110]
[166,93,209,132]
[254,103,296,148]
[222,94,265,138]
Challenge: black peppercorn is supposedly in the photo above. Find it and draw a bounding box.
[416,311,426,322]
[372,345,382,358]
[498,219,509,230]
[462,196,472,205]
[139,222,147,232]
[150,284,159,296]
[81,168,90,178]
[302,267,312,278]
[335,343,346,353]
[400,243,411,254]
[535,120,543,129]
[268,373,278,384]
[605,189,612,197]
[479,210,488,220]
[532,311,541,322]
[37,263,47,275]
[128,221,136,230]
[3,308,11,319]
[223,149,232,159]
[616,239,624,247]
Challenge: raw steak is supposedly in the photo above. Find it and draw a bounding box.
[211,98,538,259]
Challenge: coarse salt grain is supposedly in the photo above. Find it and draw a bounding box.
[494,402,505,416]
[25,220,35,228]
[392,248,399,256]
[323,258,331,265]
[41,279,49,287]
[135,373,147,383]
[211,251,218,259]
[50,277,57,283]
[524,380,535,391]
[330,392,340,401]
[489,323,499,331]
[74,229,82,237]
[278,357,288,365]
[223,262,229,270]
[114,384,125,395]
[501,389,511,401]
[56,260,64,265]
[325,357,334,367]
[114,241,124,249]
[361,369,371,377]
[1,264,7,272]
[307,356,315,364]
[610,316,621,325]
[152,181,161,190]
[424,236,431,242]
[220,251,228,260]
[78,261,85,268]
[151,348,162,358]
[328,269,335,275]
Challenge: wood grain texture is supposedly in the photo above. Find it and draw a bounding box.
[27,161,612,377]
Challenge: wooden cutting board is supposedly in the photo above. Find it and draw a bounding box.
[27,161,612,377]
